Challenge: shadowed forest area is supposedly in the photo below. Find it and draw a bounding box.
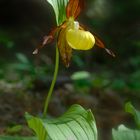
[0,0,140,140]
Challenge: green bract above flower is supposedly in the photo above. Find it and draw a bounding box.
[33,0,115,67]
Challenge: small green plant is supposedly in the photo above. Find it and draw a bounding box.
[71,71,92,93]
[112,102,140,140]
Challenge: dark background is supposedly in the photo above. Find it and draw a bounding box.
[0,0,140,140]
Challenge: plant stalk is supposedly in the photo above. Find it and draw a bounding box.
[43,47,59,117]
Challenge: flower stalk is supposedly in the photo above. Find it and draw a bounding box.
[43,47,59,117]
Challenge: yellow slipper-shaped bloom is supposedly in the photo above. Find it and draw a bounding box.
[66,29,95,50]
[33,0,115,67]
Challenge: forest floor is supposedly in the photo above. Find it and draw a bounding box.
[0,79,134,140]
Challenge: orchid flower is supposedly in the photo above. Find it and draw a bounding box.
[33,0,115,67]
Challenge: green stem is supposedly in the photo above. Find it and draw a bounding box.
[43,47,59,117]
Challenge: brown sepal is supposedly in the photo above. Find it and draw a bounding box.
[66,0,85,19]
[57,28,72,67]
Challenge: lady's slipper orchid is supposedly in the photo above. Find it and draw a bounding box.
[33,0,115,67]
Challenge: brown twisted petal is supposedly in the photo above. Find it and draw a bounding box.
[94,35,115,57]
[32,27,59,54]
[32,21,68,55]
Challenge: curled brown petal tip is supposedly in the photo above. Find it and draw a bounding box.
[32,44,44,55]
[105,48,116,57]
[33,49,38,54]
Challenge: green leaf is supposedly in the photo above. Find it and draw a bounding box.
[6,125,22,134]
[16,53,29,64]
[71,71,90,80]
[26,104,97,140]
[0,136,36,140]
[112,125,140,140]
[125,102,140,129]
[47,0,69,25]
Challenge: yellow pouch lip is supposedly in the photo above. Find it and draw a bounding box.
[66,29,95,50]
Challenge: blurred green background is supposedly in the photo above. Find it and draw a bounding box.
[0,0,140,140]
